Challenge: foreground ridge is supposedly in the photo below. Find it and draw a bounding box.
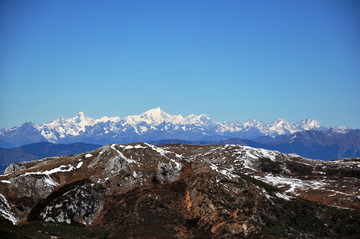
[1,143,359,238]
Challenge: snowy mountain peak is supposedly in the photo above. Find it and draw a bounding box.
[67,112,94,127]
[243,119,262,127]
[76,111,86,120]
[274,118,289,126]
[96,116,121,123]
[55,116,66,124]
[297,119,321,129]
[142,107,168,121]
[0,108,333,147]
[126,107,175,125]
[191,114,213,125]
[298,119,326,132]
[330,126,349,134]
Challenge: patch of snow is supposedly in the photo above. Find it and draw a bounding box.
[245,150,258,159]
[210,164,218,171]
[262,189,274,204]
[254,174,328,196]
[144,143,168,156]
[1,180,11,184]
[85,154,92,158]
[144,143,183,170]
[0,193,18,225]
[210,164,237,180]
[123,145,146,150]
[43,175,59,187]
[275,192,292,201]
[258,148,276,161]
[22,164,76,176]
[110,144,136,164]
[76,162,83,169]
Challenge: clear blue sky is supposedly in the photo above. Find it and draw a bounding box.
[0,0,359,128]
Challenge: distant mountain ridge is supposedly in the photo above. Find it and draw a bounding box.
[0,108,333,148]
[0,142,101,173]
[152,128,360,161]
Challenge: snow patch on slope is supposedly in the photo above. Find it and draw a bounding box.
[0,193,18,224]
[22,164,76,176]
[110,144,136,164]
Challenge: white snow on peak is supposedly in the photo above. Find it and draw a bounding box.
[10,108,329,142]
[296,119,321,130]
[186,113,213,126]
[34,112,96,142]
[96,116,121,123]
[122,107,215,127]
[125,107,188,126]
[332,126,349,134]
[274,118,289,126]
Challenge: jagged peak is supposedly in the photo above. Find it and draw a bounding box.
[296,118,322,130]
[54,116,66,125]
[274,118,288,123]
[297,118,320,124]
[76,111,85,119]
[329,126,349,134]
[243,119,262,126]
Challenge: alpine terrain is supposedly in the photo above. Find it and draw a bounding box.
[1,108,358,164]
[0,108,327,148]
[0,143,359,238]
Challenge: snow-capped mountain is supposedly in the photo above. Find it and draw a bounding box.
[0,107,330,147]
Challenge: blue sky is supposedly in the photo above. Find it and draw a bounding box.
[0,0,359,128]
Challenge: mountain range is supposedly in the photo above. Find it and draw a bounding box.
[1,108,358,161]
[1,143,359,238]
[152,128,360,161]
[0,107,334,148]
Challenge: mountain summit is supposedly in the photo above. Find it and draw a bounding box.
[0,108,331,148]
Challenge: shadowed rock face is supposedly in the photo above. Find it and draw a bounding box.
[0,143,359,238]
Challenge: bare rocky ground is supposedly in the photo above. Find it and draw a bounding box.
[0,143,359,238]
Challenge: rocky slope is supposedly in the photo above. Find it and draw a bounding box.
[0,143,359,238]
[0,108,326,147]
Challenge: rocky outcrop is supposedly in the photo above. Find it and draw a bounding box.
[4,161,35,175]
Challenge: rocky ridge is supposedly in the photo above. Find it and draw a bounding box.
[0,143,359,238]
